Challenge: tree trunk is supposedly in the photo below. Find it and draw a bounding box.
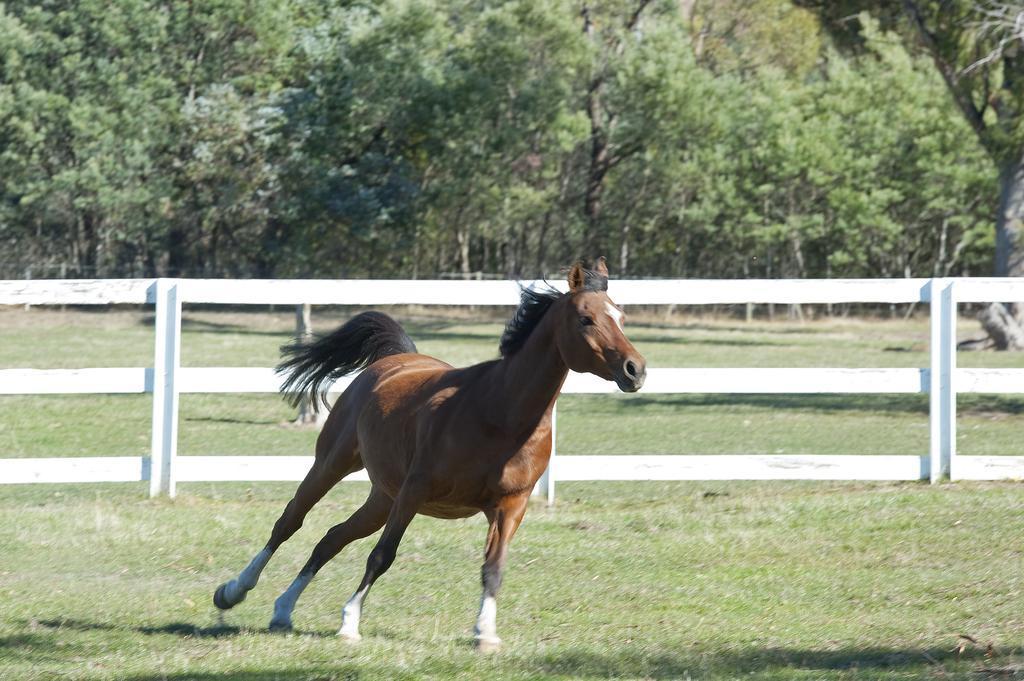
[456,226,471,277]
[680,0,709,61]
[984,152,1024,348]
[619,221,630,275]
[166,225,188,277]
[294,303,324,425]
[583,83,609,257]
[979,301,1024,350]
[996,153,1024,280]
[582,5,610,257]
[412,224,421,279]
[535,210,551,277]
[80,212,99,277]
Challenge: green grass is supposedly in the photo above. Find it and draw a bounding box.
[2,308,1024,679]
[1,481,1022,680]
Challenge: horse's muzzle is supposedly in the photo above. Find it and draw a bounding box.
[615,357,646,393]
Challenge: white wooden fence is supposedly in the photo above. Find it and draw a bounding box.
[2,277,1023,500]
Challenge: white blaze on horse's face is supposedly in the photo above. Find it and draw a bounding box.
[605,301,624,330]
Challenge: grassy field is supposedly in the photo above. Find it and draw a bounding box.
[1,306,1023,679]
[1,481,1023,680]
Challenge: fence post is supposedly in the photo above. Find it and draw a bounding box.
[150,279,181,497]
[929,278,956,483]
[533,404,556,504]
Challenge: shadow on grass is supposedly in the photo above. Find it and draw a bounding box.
[34,618,245,638]
[0,633,87,663]
[18,619,1015,679]
[90,645,1010,681]
[183,416,283,426]
[633,320,841,336]
[588,393,1024,417]
[32,617,337,640]
[117,667,430,681]
[405,318,499,334]
[181,318,290,337]
[601,393,932,416]
[409,330,500,346]
[136,315,292,337]
[628,332,787,348]
[534,645,1001,678]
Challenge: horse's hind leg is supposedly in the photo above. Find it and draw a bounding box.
[213,442,358,611]
[269,485,392,631]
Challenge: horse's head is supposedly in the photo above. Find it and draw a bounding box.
[554,257,646,393]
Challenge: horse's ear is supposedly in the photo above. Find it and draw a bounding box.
[595,256,609,278]
[567,262,586,292]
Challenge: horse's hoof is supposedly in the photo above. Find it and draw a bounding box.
[337,629,362,643]
[213,583,237,610]
[474,636,502,653]
[268,618,293,633]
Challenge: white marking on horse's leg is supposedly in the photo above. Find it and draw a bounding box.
[269,572,312,631]
[338,586,369,642]
[221,548,272,606]
[605,301,624,330]
[473,593,501,650]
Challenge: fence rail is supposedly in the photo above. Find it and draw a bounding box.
[1,277,1023,499]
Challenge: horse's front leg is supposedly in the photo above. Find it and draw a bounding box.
[474,493,530,653]
[337,474,431,642]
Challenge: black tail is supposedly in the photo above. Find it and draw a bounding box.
[277,311,417,409]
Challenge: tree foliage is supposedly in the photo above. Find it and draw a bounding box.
[0,0,999,280]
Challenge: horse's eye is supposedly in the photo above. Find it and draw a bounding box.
[579,316,595,326]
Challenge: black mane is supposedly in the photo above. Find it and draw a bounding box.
[499,267,608,357]
[499,285,561,357]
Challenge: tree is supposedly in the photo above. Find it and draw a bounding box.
[0,0,1006,287]
[0,1,176,277]
[804,1,1024,346]
[906,1,1024,347]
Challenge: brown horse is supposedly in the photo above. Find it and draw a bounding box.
[212,258,646,651]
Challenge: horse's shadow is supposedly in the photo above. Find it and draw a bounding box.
[18,618,1020,679]
[31,617,333,639]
